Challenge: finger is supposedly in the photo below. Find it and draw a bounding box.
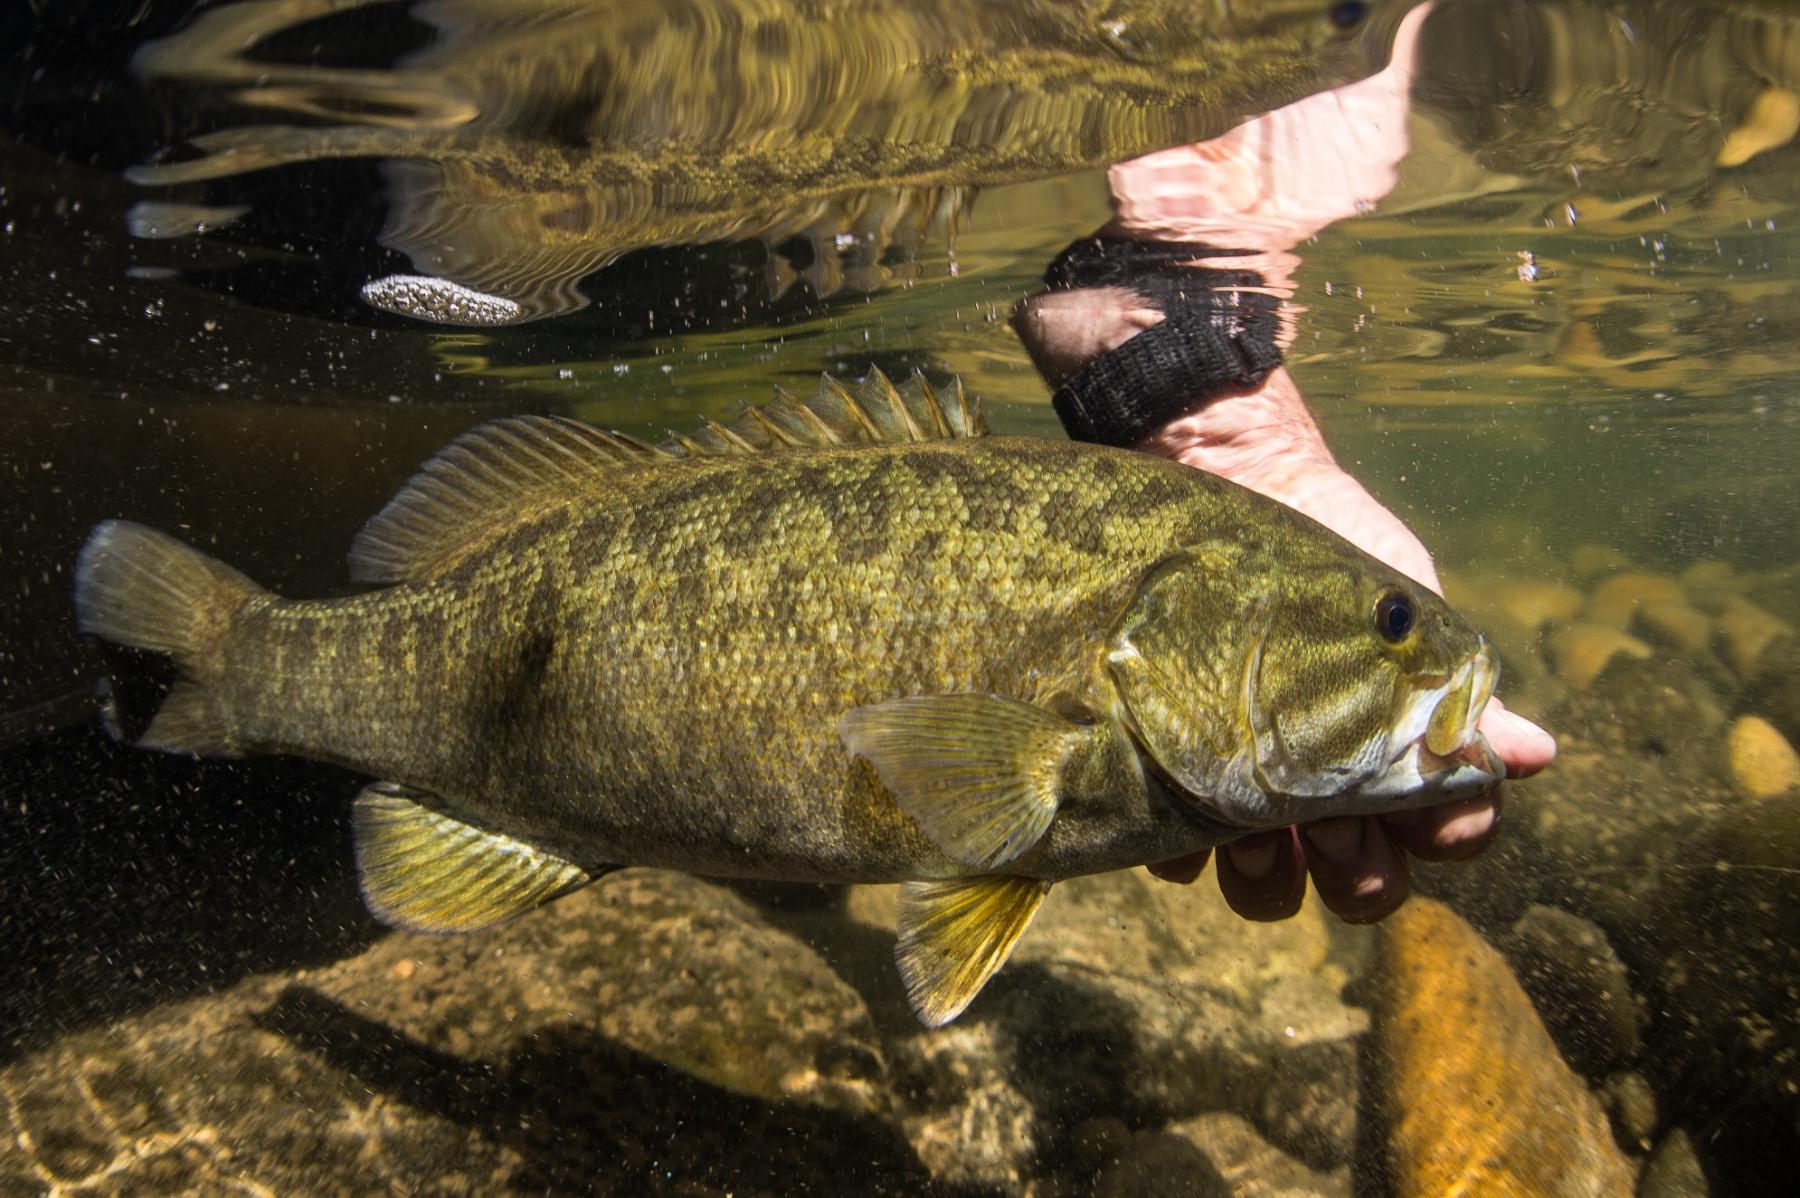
[1480,698,1556,779]
[1303,816,1411,924]
[1217,829,1306,921]
[1384,794,1503,862]
[1146,848,1211,885]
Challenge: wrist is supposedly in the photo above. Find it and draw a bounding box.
[1149,367,1334,473]
[1015,236,1285,450]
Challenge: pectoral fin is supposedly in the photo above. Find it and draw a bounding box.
[840,694,1090,868]
[353,783,598,934]
[896,875,1053,1027]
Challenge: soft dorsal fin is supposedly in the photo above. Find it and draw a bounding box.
[349,369,985,584]
[348,416,669,583]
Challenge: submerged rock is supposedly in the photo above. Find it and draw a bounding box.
[1583,655,1729,753]
[1493,578,1585,630]
[1742,638,1800,745]
[1677,564,1742,622]
[1571,544,1633,582]
[1374,898,1634,1198]
[1598,1070,1656,1153]
[1726,714,1800,799]
[1633,599,1714,658]
[1411,659,1800,1198]
[1097,1112,1348,1198]
[0,872,923,1195]
[325,872,891,1119]
[1548,622,1653,689]
[1638,1129,1711,1198]
[0,854,1385,1198]
[872,868,1372,1189]
[1586,572,1686,629]
[1502,905,1642,1080]
[890,1019,1038,1193]
[1714,595,1793,680]
[1677,558,1736,596]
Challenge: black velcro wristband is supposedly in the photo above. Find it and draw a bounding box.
[1044,236,1284,448]
[1052,303,1282,446]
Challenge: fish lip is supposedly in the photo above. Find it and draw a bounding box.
[1335,643,1504,811]
[1413,728,1504,780]
[1409,641,1500,764]
[1401,640,1505,796]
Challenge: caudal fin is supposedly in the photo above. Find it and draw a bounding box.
[74,520,264,755]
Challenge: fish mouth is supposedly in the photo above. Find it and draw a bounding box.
[1355,644,1504,805]
[1426,646,1499,758]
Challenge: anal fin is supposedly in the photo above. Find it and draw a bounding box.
[353,783,598,934]
[896,875,1053,1027]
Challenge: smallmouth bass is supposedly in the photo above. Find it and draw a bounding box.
[75,372,1502,1024]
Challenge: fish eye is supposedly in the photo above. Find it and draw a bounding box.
[1327,0,1370,32]
[1374,587,1416,643]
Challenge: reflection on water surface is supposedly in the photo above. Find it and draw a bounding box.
[129,0,1394,322]
[2,1,1798,1194]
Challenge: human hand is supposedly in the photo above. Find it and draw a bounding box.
[1013,292,1557,923]
[1011,0,1553,922]
[1140,365,1557,922]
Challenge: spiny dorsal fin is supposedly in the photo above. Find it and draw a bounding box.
[663,369,986,459]
[896,875,1052,1027]
[353,783,597,934]
[349,369,985,584]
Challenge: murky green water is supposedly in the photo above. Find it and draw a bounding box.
[3,1,1797,1194]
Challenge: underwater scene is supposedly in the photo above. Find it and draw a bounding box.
[2,0,1798,1193]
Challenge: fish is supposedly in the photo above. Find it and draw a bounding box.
[127,0,1407,322]
[73,371,1502,1025]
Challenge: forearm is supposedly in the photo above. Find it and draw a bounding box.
[1011,288,1440,591]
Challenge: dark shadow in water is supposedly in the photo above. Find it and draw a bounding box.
[751,896,919,1035]
[0,723,382,1063]
[1636,930,1790,1198]
[992,963,1169,1125]
[258,985,945,1196]
[1349,1001,1394,1198]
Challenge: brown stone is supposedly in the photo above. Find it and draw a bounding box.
[1742,637,1800,745]
[1493,579,1585,630]
[1715,595,1794,679]
[1726,715,1800,800]
[1375,898,1634,1198]
[1546,623,1652,690]
[1599,1071,1656,1152]
[1639,1128,1711,1198]
[1678,559,1739,613]
[1678,559,1735,591]
[1098,1111,1348,1198]
[1502,905,1641,1079]
[0,872,918,1196]
[1586,572,1687,628]
[1634,599,1713,657]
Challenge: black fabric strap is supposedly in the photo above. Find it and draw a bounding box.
[1044,236,1284,447]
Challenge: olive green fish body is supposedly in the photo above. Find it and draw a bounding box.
[75,372,1504,1024]
[210,437,1259,882]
